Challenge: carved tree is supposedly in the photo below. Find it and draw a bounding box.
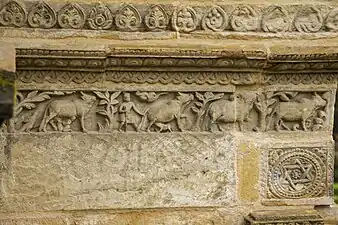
[95,91,121,132]
[191,92,224,132]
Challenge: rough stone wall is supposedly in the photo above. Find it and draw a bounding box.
[0,0,338,224]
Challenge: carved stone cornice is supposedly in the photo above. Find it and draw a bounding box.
[1,1,338,34]
[15,48,338,76]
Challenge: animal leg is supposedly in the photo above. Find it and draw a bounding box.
[80,114,87,132]
[301,119,308,131]
[41,112,57,132]
[175,115,184,132]
[147,120,156,132]
[216,121,224,132]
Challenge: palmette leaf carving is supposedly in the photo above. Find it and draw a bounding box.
[27,1,56,28]
[0,0,27,27]
[58,3,85,29]
[87,3,113,30]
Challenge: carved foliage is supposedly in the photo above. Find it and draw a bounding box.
[230,5,258,32]
[27,1,56,28]
[294,6,323,32]
[202,6,228,32]
[57,3,85,29]
[172,6,198,33]
[144,5,168,31]
[115,5,141,31]
[267,147,328,199]
[262,5,289,33]
[0,0,27,27]
[87,3,113,30]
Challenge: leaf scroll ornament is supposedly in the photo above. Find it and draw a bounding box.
[202,6,228,32]
[144,5,168,31]
[27,1,56,28]
[87,3,113,30]
[294,6,323,32]
[262,5,289,33]
[230,5,258,31]
[115,5,141,31]
[58,3,85,29]
[172,6,198,33]
[0,0,27,27]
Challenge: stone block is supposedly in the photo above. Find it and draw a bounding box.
[245,209,324,224]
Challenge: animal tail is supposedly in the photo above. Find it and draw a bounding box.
[38,101,51,132]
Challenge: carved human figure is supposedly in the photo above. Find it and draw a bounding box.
[208,92,257,131]
[145,92,194,132]
[118,92,145,132]
[39,92,96,132]
[274,92,326,131]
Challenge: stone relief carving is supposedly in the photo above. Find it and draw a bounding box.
[115,4,141,31]
[16,71,257,85]
[57,3,85,29]
[230,5,258,32]
[294,6,323,33]
[267,147,328,199]
[325,8,338,31]
[87,3,113,30]
[254,91,330,132]
[261,5,289,33]
[8,90,333,133]
[263,73,337,85]
[27,1,56,28]
[172,6,198,33]
[0,0,27,27]
[144,5,168,31]
[202,6,228,32]
[1,1,338,33]
[208,92,257,132]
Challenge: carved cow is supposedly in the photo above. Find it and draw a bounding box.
[145,92,194,132]
[39,92,96,132]
[208,92,257,131]
[275,92,327,131]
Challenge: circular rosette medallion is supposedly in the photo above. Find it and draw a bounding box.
[268,149,326,199]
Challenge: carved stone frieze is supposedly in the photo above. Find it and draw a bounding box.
[254,91,331,132]
[267,147,329,199]
[1,1,338,33]
[16,70,257,85]
[8,90,262,133]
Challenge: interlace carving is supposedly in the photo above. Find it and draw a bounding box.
[87,3,113,30]
[57,3,85,29]
[0,0,27,27]
[27,1,56,28]
[115,5,141,31]
[267,147,327,199]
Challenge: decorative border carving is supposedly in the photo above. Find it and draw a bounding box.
[1,1,338,33]
[267,147,329,199]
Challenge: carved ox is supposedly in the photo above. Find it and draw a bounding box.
[275,92,327,131]
[208,93,257,131]
[145,92,194,132]
[39,92,96,132]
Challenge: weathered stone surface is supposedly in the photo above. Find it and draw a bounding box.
[0,133,235,212]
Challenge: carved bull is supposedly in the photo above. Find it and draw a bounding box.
[208,92,257,131]
[145,92,194,132]
[275,92,327,131]
[39,92,96,132]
